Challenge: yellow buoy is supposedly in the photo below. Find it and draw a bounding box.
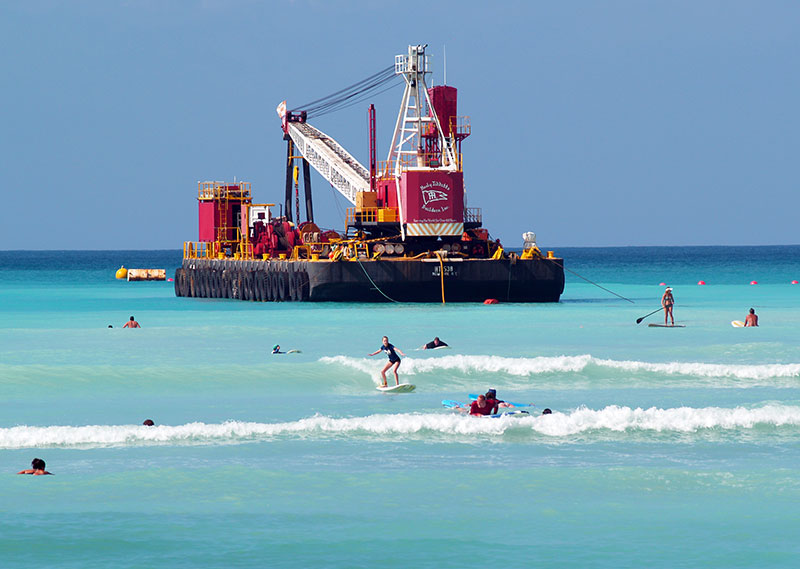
[115,266,128,280]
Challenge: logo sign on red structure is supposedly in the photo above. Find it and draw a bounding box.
[400,170,464,224]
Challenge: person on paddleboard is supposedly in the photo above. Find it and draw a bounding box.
[661,287,675,326]
[368,336,406,387]
[745,308,759,327]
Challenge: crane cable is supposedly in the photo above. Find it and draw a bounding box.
[291,65,400,118]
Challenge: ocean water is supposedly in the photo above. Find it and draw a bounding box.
[1,246,799,568]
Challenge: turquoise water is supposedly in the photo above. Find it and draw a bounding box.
[1,247,799,568]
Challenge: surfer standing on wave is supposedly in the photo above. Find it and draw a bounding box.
[368,336,406,387]
[661,287,675,326]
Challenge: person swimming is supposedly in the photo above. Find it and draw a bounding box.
[422,337,448,350]
[18,458,53,475]
[272,344,284,354]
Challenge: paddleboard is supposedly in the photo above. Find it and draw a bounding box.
[377,383,415,393]
[648,324,686,328]
[483,410,530,419]
[731,320,745,328]
[467,394,532,407]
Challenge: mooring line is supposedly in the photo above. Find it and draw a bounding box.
[546,258,634,303]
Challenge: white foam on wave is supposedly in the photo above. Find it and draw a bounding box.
[320,354,592,377]
[594,359,800,380]
[320,354,800,381]
[3,404,800,448]
[535,404,800,436]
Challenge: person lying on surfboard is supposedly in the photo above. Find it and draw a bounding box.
[469,394,494,416]
[422,337,448,350]
[368,336,406,387]
[485,389,507,413]
[272,344,284,354]
[745,308,759,327]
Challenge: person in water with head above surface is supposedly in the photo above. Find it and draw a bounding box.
[422,337,448,350]
[745,308,759,327]
[368,336,406,387]
[123,316,140,328]
[484,389,503,414]
[661,287,675,326]
[18,458,53,475]
[470,394,494,416]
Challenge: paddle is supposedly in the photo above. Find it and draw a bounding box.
[636,307,663,324]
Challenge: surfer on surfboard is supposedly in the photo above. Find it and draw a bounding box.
[368,336,407,387]
[661,287,675,326]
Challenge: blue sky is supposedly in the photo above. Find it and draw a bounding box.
[2,1,798,249]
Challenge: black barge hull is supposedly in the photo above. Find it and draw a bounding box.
[175,257,564,303]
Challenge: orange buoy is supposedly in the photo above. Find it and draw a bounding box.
[792,280,799,285]
[167,278,174,282]
[697,281,706,285]
[659,282,666,286]
[115,266,128,280]
[750,280,758,285]
[483,298,499,304]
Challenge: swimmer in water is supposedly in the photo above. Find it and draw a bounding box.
[123,316,141,328]
[18,458,53,476]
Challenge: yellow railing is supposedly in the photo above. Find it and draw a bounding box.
[183,241,217,259]
[377,152,462,179]
[346,207,399,226]
[449,115,471,138]
[198,181,251,200]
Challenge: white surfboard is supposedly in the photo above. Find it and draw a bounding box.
[286,349,302,354]
[731,320,745,328]
[377,383,416,393]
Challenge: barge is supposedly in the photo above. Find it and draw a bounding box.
[175,45,564,303]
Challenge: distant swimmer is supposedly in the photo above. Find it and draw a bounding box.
[469,394,494,416]
[18,458,53,476]
[123,316,141,328]
[422,337,448,350]
[272,344,284,354]
[142,419,155,426]
[368,336,406,387]
[542,408,552,415]
[661,287,675,326]
[745,308,759,327]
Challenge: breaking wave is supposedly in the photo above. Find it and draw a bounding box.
[320,354,800,387]
[4,404,800,449]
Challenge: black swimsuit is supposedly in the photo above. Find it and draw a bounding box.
[381,343,400,363]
